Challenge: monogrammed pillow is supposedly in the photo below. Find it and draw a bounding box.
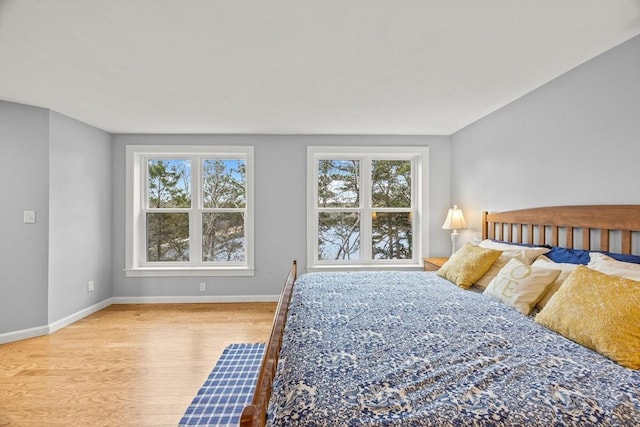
[483,258,560,314]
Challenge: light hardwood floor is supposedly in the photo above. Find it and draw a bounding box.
[0,303,276,427]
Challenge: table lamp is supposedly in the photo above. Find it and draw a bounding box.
[442,205,467,256]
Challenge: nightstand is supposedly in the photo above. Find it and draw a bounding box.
[423,257,449,271]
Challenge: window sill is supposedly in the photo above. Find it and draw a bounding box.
[125,266,255,278]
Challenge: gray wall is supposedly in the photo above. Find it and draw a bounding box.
[112,134,452,297]
[451,35,640,246]
[0,102,112,335]
[48,111,112,322]
[0,101,50,333]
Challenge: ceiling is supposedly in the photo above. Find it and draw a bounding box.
[0,0,638,135]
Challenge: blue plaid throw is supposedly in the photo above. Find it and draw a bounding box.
[179,343,265,426]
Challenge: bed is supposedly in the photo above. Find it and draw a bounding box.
[241,205,640,426]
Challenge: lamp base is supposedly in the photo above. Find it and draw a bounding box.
[450,229,459,256]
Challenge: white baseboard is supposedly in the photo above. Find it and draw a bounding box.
[48,298,115,334]
[0,298,115,345]
[0,295,279,344]
[111,295,280,304]
[0,325,50,345]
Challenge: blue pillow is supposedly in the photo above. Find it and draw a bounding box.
[545,247,640,265]
[546,247,590,264]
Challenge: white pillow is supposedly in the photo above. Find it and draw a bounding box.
[588,252,640,280]
[474,240,551,290]
[531,255,579,309]
[484,258,560,315]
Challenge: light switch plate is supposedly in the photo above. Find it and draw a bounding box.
[24,210,36,224]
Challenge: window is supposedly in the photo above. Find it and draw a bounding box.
[307,146,428,269]
[126,145,254,277]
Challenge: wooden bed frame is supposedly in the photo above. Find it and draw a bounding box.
[240,260,297,427]
[240,205,640,427]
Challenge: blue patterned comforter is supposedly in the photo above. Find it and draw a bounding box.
[267,271,640,426]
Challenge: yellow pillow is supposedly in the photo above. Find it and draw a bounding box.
[483,258,560,315]
[436,243,502,289]
[535,265,640,370]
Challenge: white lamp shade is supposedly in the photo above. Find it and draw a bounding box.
[442,205,467,230]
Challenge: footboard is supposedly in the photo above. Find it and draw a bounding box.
[240,260,297,427]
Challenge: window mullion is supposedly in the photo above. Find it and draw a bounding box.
[361,156,372,262]
[192,156,202,265]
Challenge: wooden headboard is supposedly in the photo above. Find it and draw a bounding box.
[482,205,640,254]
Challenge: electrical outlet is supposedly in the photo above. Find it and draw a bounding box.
[199,282,206,292]
[87,280,95,292]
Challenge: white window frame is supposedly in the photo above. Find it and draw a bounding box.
[307,146,429,271]
[125,145,254,277]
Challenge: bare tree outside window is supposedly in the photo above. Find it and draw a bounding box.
[202,159,246,261]
[318,212,360,260]
[317,160,361,260]
[146,159,191,261]
[316,156,414,262]
[371,160,412,259]
[308,146,426,268]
